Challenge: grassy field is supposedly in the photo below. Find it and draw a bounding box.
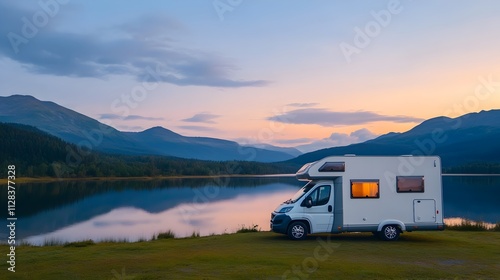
[1,231,499,279]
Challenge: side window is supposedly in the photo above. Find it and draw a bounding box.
[308,185,331,206]
[351,180,379,198]
[397,176,424,192]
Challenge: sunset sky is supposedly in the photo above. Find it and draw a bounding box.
[1,0,500,152]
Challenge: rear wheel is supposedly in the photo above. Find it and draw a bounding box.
[287,221,308,240]
[379,225,400,241]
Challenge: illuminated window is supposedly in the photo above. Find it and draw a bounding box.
[351,180,379,199]
[319,162,345,172]
[397,176,424,193]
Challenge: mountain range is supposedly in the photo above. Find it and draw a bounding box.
[287,110,500,168]
[0,95,300,162]
[1,94,500,170]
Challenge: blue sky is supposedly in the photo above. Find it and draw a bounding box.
[1,0,500,152]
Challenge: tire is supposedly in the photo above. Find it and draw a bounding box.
[287,221,308,240]
[379,225,400,241]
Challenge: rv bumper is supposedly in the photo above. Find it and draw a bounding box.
[270,213,292,234]
[406,223,446,231]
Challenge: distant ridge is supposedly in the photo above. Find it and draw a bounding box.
[0,95,299,162]
[286,110,500,169]
[0,122,295,178]
[2,94,499,169]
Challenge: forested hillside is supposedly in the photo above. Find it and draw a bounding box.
[0,123,295,178]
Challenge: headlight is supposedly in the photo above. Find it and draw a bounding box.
[278,206,294,213]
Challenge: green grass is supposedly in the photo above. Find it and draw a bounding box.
[494,223,500,232]
[2,231,499,279]
[155,229,176,240]
[236,224,260,233]
[63,240,95,248]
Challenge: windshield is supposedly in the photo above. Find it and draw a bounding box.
[288,181,316,203]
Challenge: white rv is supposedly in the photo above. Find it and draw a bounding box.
[271,155,444,240]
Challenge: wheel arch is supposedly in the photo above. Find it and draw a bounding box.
[289,219,312,234]
[377,220,405,232]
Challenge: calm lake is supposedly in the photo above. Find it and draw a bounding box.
[2,176,499,245]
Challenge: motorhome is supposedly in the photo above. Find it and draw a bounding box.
[271,155,444,240]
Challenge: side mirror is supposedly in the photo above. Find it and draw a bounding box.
[302,197,313,208]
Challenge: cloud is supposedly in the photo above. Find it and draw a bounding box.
[124,115,164,121]
[267,108,423,126]
[287,103,319,108]
[93,219,156,227]
[115,125,146,132]
[98,114,123,120]
[181,113,220,124]
[99,114,164,121]
[296,128,378,153]
[0,3,270,88]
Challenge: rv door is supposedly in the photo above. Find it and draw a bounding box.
[301,184,334,233]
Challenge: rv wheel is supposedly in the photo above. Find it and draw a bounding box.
[288,221,308,240]
[380,225,400,241]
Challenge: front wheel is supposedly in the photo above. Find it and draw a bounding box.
[287,221,308,240]
[379,225,400,241]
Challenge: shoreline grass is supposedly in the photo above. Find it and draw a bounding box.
[445,219,500,231]
[155,229,176,240]
[236,224,261,233]
[2,231,499,279]
[17,221,500,248]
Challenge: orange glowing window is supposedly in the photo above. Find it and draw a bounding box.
[351,180,379,199]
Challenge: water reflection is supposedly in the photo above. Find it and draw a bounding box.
[0,176,498,245]
[3,177,301,245]
[442,176,500,222]
[25,191,297,245]
[444,217,497,229]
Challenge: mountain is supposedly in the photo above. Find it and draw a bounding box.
[0,95,146,155]
[244,143,302,157]
[122,126,296,161]
[0,122,295,178]
[286,110,500,169]
[0,95,298,162]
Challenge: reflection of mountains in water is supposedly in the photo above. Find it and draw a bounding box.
[3,177,301,239]
[0,177,298,218]
[443,176,500,223]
